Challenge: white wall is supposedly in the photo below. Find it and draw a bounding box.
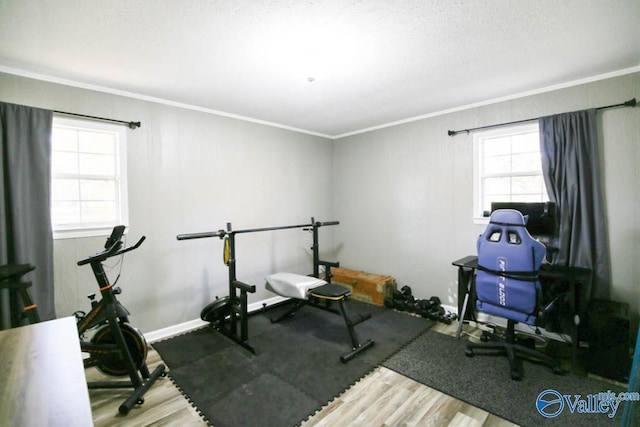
[0,72,336,333]
[2,71,638,334]
[333,72,640,326]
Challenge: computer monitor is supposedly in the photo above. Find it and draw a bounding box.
[490,201,558,238]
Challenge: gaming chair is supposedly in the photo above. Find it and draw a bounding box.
[465,209,563,380]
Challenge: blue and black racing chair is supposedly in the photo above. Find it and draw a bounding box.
[465,209,563,380]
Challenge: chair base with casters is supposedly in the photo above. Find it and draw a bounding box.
[465,319,564,380]
[266,273,375,363]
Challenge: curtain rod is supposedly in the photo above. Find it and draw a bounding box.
[447,97,636,137]
[53,110,141,129]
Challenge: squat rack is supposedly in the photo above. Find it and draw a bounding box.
[177,217,339,354]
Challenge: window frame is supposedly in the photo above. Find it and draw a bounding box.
[50,116,129,239]
[472,122,548,223]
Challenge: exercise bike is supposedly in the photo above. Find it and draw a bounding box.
[74,225,165,415]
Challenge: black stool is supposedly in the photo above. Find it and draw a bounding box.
[0,264,41,326]
[308,283,375,363]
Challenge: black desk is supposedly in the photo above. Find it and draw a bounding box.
[452,255,478,339]
[452,255,592,370]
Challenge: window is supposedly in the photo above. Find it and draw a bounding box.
[51,117,128,239]
[473,123,548,221]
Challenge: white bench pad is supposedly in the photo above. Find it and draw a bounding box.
[265,272,327,300]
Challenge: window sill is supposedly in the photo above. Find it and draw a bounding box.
[473,216,489,226]
[53,226,127,240]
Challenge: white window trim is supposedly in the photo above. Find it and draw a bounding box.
[472,122,540,224]
[51,117,129,239]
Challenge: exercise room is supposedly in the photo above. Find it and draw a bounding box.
[1,1,639,426]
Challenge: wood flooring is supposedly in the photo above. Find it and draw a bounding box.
[86,320,519,426]
[300,322,517,427]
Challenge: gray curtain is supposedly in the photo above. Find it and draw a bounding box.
[539,109,611,300]
[0,101,55,327]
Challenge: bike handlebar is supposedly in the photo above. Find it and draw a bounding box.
[77,236,146,266]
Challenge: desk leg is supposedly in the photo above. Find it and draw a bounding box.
[456,267,474,340]
[456,291,470,339]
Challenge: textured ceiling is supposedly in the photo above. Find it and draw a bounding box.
[0,0,638,138]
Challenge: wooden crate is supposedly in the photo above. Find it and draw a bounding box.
[331,267,397,306]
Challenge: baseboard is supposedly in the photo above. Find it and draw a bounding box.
[449,301,572,343]
[248,295,290,313]
[473,312,571,343]
[145,318,209,343]
[145,295,290,343]
[441,304,457,316]
[146,295,451,343]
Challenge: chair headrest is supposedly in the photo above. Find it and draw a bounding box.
[489,209,526,227]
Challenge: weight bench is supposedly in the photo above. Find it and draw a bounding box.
[266,272,375,363]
